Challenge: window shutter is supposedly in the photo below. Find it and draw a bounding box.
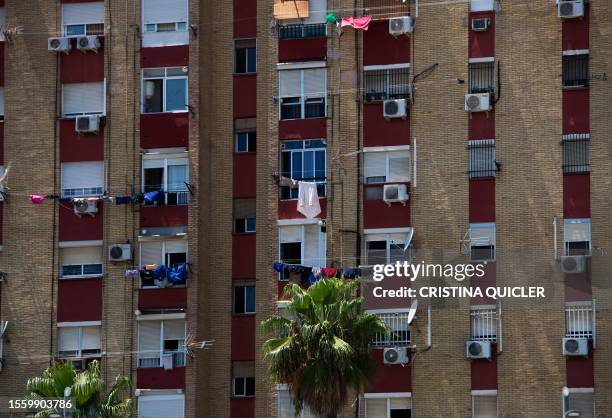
[387,151,410,183]
[0,87,5,116]
[62,2,104,26]
[470,0,495,12]
[304,0,327,24]
[303,68,326,98]
[61,247,102,266]
[470,224,495,246]
[564,219,591,242]
[279,70,301,98]
[58,328,80,353]
[235,118,256,132]
[277,388,293,418]
[62,82,105,116]
[364,153,386,183]
[81,327,100,351]
[568,393,594,418]
[365,398,387,418]
[302,224,322,268]
[163,319,185,341]
[138,321,161,353]
[280,226,302,243]
[390,397,411,410]
[138,395,185,418]
[142,0,188,24]
[140,242,163,266]
[473,395,497,418]
[233,361,255,378]
[61,161,105,193]
[234,199,256,219]
[165,239,187,255]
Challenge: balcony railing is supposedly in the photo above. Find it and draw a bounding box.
[364,0,411,19]
[565,304,593,338]
[470,307,497,342]
[142,190,189,206]
[364,68,411,102]
[280,177,327,200]
[468,62,495,94]
[372,312,411,346]
[138,350,186,368]
[278,23,327,39]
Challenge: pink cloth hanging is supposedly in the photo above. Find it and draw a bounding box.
[340,16,372,31]
[28,194,45,204]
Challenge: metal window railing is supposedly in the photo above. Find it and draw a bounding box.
[364,0,410,19]
[470,308,497,342]
[372,312,411,346]
[468,62,495,94]
[364,68,411,101]
[565,304,593,338]
[142,190,189,206]
[278,23,327,39]
[468,140,496,178]
[562,134,590,173]
[563,54,589,88]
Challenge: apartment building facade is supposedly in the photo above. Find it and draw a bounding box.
[0,0,611,418]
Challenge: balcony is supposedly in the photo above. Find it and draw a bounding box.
[364,0,411,20]
[364,67,411,102]
[278,23,327,40]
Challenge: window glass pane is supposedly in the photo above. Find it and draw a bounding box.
[235,48,247,73]
[234,378,245,396]
[234,286,246,313]
[389,243,409,264]
[66,24,85,36]
[235,219,246,233]
[291,152,303,180]
[166,78,187,111]
[246,218,256,232]
[247,132,256,151]
[144,167,164,192]
[280,242,301,265]
[303,150,315,180]
[280,97,302,120]
[247,47,257,73]
[245,377,255,396]
[366,241,387,265]
[236,133,247,152]
[83,264,103,275]
[167,164,188,191]
[166,252,187,267]
[177,22,187,30]
[156,22,176,32]
[143,79,163,113]
[245,286,256,312]
[145,23,156,32]
[314,150,325,180]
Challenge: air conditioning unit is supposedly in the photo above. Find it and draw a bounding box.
[465,340,492,359]
[383,99,408,119]
[465,93,492,112]
[75,115,101,134]
[558,0,584,19]
[76,35,101,52]
[383,184,409,205]
[48,37,71,53]
[471,17,490,32]
[389,16,414,36]
[108,244,132,262]
[383,347,409,365]
[73,199,98,215]
[560,255,587,274]
[563,337,588,356]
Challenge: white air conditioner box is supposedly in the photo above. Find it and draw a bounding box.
[108,244,132,262]
[465,340,492,359]
[389,16,413,36]
[471,17,490,32]
[383,99,408,119]
[77,35,101,52]
[558,0,584,19]
[383,184,409,205]
[73,199,98,215]
[48,37,71,53]
[465,93,492,112]
[560,255,587,274]
[75,115,101,134]
[383,347,409,365]
[563,337,588,356]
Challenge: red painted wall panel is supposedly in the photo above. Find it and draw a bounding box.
[57,278,102,322]
[563,174,590,218]
[233,0,257,38]
[0,43,5,86]
[363,21,410,66]
[234,75,257,118]
[233,153,257,198]
[233,234,256,279]
[138,288,187,310]
[469,179,495,223]
[363,188,410,228]
[468,12,495,58]
[366,349,411,392]
[140,113,189,148]
[278,38,327,63]
[363,103,410,147]
[471,357,498,390]
[230,398,255,418]
[141,46,189,68]
[566,354,594,388]
[140,205,188,228]
[468,110,495,140]
[562,6,589,51]
[278,198,327,220]
[60,120,105,162]
[59,204,103,241]
[565,273,592,302]
[279,118,326,140]
[60,46,105,83]
[231,315,256,360]
[562,89,590,134]
[137,367,185,389]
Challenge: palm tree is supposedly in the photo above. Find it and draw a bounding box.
[26,360,136,418]
[261,278,389,418]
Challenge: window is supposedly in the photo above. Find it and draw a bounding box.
[137,319,186,368]
[279,223,326,279]
[565,302,594,338]
[364,147,410,185]
[468,140,496,179]
[142,153,189,205]
[234,118,256,153]
[365,231,412,265]
[138,393,185,418]
[142,0,188,48]
[232,362,255,397]
[139,239,188,287]
[234,284,256,314]
[278,65,326,120]
[562,134,590,173]
[62,2,104,36]
[472,393,497,418]
[61,161,105,198]
[564,218,591,256]
[469,223,495,262]
[62,82,106,117]
[364,396,411,418]
[468,60,495,94]
[563,52,589,88]
[60,246,103,278]
[234,39,256,74]
[564,390,594,418]
[0,87,5,119]
[58,325,101,358]
[470,0,495,12]
[470,306,497,342]
[0,8,5,42]
[371,312,411,347]
[364,65,411,102]
[142,67,188,113]
[280,140,326,199]
[278,384,317,418]
[278,23,327,40]
[234,199,256,233]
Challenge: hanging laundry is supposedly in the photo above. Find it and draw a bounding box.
[279,176,299,188]
[144,190,162,204]
[340,16,372,31]
[124,269,140,279]
[300,267,313,285]
[309,266,322,284]
[325,12,338,24]
[140,269,154,281]
[321,267,337,278]
[115,196,132,205]
[297,181,321,218]
[273,262,284,272]
[132,193,144,204]
[28,194,46,204]
[168,263,188,283]
[152,264,168,281]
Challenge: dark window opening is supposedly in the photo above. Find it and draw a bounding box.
[563,54,589,88]
[468,61,495,94]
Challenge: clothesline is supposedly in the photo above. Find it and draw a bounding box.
[273,261,361,285]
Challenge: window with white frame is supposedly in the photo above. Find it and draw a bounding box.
[469,223,495,262]
[565,302,594,338]
[279,223,326,278]
[365,230,412,265]
[234,39,256,74]
[234,118,256,153]
[234,199,256,233]
[0,8,5,42]
[142,67,188,113]
[472,392,497,418]
[62,82,106,117]
[138,392,185,418]
[364,395,411,418]
[60,246,103,278]
[470,0,494,12]
[564,389,594,418]
[142,152,189,205]
[278,64,326,120]
[470,306,497,342]
[141,0,189,48]
[234,284,255,314]
[371,311,410,347]
[564,218,591,256]
[62,2,104,37]
[363,64,411,102]
[139,239,188,287]
[278,384,317,418]
[364,147,410,185]
[58,324,101,358]
[232,361,255,397]
[280,139,326,199]
[137,318,186,368]
[61,161,105,198]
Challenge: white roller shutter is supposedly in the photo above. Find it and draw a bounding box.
[470,0,494,12]
[61,247,103,266]
[303,68,326,98]
[58,328,80,353]
[138,321,161,356]
[233,361,254,378]
[140,242,163,266]
[365,398,386,418]
[163,319,185,341]
[142,0,188,24]
[564,219,591,242]
[165,239,187,255]
[279,70,301,98]
[81,327,101,351]
[302,224,321,268]
[61,161,105,195]
[473,395,497,418]
[390,397,411,410]
[470,223,495,247]
[387,151,410,183]
[280,226,302,243]
[138,394,184,418]
[568,393,594,418]
[62,82,105,116]
[62,2,104,26]
[364,153,386,183]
